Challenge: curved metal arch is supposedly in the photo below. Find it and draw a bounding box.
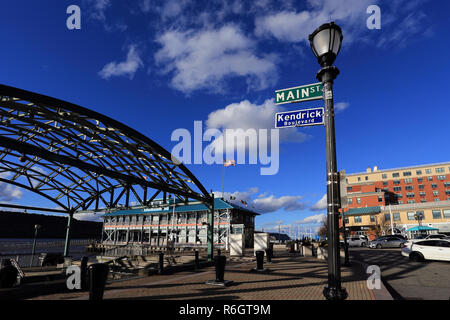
[0,84,212,214]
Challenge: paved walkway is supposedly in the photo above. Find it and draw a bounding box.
[28,254,376,300]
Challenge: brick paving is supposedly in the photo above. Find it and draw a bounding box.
[28,253,375,300]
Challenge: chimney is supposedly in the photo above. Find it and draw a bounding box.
[366,167,372,173]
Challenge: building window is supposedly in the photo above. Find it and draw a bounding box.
[407,212,415,220]
[432,210,442,219]
[358,177,361,182]
[416,170,422,175]
[396,193,403,198]
[417,177,423,183]
[354,216,362,223]
[446,190,450,195]
[383,181,388,186]
[437,175,446,180]
[405,185,414,190]
[421,199,427,203]
[420,191,426,197]
[356,198,361,204]
[406,192,415,198]
[425,169,432,174]
[427,176,433,181]
[407,200,416,204]
[393,187,401,192]
[392,172,399,177]
[348,198,353,204]
[398,201,403,204]
[443,210,450,219]
[419,184,425,189]
[378,196,383,202]
[434,198,440,202]
[393,180,401,185]
[347,186,353,192]
[436,167,445,173]
[404,178,412,184]
[433,190,439,196]
[370,215,375,222]
[416,211,425,220]
[403,171,411,176]
[344,217,349,224]
[393,213,401,221]
[384,213,391,221]
[365,176,368,181]
[382,174,387,179]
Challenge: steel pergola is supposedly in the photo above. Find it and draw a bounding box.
[0,84,214,257]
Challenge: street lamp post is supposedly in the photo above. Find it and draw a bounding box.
[309,22,348,300]
[30,224,41,267]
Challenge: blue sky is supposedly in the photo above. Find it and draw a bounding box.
[0,0,449,237]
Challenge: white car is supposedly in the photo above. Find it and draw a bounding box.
[425,234,449,240]
[401,239,450,262]
[347,235,369,247]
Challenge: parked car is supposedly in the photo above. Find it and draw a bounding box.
[347,235,369,247]
[369,236,407,249]
[401,239,450,262]
[425,234,449,240]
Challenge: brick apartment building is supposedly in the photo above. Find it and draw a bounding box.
[340,162,450,240]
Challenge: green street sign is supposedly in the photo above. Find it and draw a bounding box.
[275,82,323,105]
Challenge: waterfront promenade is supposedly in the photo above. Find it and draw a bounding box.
[26,249,384,300]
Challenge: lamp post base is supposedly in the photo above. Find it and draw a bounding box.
[323,286,348,300]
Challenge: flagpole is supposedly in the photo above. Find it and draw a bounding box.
[222,163,225,199]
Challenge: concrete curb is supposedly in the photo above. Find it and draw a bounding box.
[350,259,393,300]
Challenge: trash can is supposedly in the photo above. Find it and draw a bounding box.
[87,263,109,300]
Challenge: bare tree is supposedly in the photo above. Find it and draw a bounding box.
[317,218,328,238]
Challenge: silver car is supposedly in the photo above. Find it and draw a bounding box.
[369,236,407,249]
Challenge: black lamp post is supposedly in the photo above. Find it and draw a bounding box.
[309,22,348,300]
[30,224,41,267]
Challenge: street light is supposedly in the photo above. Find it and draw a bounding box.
[309,21,348,300]
[30,224,41,267]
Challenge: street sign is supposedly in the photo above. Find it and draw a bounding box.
[275,107,324,128]
[339,170,348,209]
[275,82,323,105]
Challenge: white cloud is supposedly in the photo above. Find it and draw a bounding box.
[155,25,277,93]
[75,211,104,222]
[310,194,327,211]
[294,213,326,224]
[255,0,377,43]
[86,0,111,22]
[214,187,306,214]
[99,45,143,80]
[0,173,23,201]
[205,99,309,156]
[335,102,349,113]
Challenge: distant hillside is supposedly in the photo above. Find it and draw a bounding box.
[0,211,102,239]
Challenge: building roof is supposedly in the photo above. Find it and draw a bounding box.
[346,162,450,176]
[103,198,259,217]
[344,206,381,216]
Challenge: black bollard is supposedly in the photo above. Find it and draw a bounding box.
[80,256,88,290]
[205,254,232,286]
[256,251,264,270]
[215,255,226,282]
[88,263,109,300]
[194,251,200,269]
[265,248,272,263]
[159,252,164,274]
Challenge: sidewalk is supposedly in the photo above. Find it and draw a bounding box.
[28,254,376,300]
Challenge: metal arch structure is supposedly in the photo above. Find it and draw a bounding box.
[0,84,214,254]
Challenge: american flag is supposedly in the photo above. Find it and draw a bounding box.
[224,159,236,167]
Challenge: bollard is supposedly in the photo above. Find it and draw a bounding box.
[256,251,264,270]
[158,252,164,274]
[80,256,88,290]
[205,255,232,286]
[194,251,200,269]
[87,263,109,300]
[265,248,272,263]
